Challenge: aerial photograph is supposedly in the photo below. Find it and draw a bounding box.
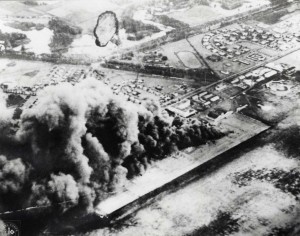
[0,0,300,235]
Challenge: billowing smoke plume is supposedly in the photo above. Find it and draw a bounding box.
[0,90,14,142]
[0,155,28,194]
[0,220,5,235]
[0,90,13,123]
[0,78,224,213]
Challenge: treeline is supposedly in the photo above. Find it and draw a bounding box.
[103,59,214,79]
[0,30,29,48]
[153,15,190,29]
[0,51,92,65]
[48,18,82,54]
[6,21,45,31]
[48,18,82,35]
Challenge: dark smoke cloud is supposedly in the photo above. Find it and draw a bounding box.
[0,78,224,214]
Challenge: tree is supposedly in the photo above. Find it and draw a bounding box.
[21,45,25,54]
[162,56,168,61]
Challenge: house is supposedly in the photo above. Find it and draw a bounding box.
[231,78,239,84]
[236,104,248,112]
[264,70,277,79]
[245,73,253,78]
[238,75,246,80]
[203,94,214,100]
[265,63,284,73]
[192,95,199,101]
[198,91,208,97]
[215,83,227,91]
[256,77,265,83]
[166,106,197,118]
[210,96,220,102]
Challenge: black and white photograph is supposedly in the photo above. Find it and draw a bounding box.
[0,0,300,235]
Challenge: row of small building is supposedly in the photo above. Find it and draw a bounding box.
[202,24,295,60]
[166,90,221,118]
[230,63,295,87]
[191,91,221,107]
[0,83,37,96]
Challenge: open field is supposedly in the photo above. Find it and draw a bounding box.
[0,58,87,87]
[167,5,222,27]
[167,0,270,27]
[256,8,300,37]
[0,1,42,17]
[0,59,53,87]
[0,19,53,54]
[175,51,202,69]
[241,81,300,124]
[272,10,300,34]
[273,49,300,70]
[156,38,206,70]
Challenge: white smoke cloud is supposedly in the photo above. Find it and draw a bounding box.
[0,155,27,194]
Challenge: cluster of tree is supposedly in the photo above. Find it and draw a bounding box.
[120,18,161,41]
[256,9,288,25]
[295,71,300,83]
[6,21,45,31]
[153,15,190,29]
[49,33,74,53]
[269,0,290,6]
[194,0,210,6]
[0,30,29,48]
[49,18,82,35]
[6,94,26,107]
[24,0,38,6]
[48,18,82,53]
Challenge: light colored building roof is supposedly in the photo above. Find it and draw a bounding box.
[264,70,277,78]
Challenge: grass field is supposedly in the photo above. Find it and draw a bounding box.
[273,49,300,70]
[167,0,270,27]
[0,59,53,87]
[0,59,86,87]
[176,51,202,69]
[156,38,205,70]
[238,79,300,125]
[167,5,221,27]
